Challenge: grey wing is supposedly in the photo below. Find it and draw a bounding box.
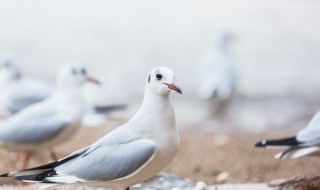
[55,139,156,181]
[7,96,47,114]
[0,110,71,144]
[6,80,53,114]
[297,111,320,143]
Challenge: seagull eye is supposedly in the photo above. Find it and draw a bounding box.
[155,74,162,80]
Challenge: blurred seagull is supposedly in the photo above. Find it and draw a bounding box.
[0,63,100,169]
[0,53,126,123]
[81,84,127,126]
[255,111,320,159]
[198,31,237,115]
[0,53,53,116]
[1,67,182,190]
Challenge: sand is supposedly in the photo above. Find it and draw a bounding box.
[0,121,319,189]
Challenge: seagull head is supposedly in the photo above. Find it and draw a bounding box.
[0,53,22,81]
[57,62,100,90]
[146,67,182,96]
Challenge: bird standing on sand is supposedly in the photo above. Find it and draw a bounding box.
[0,63,100,169]
[0,53,126,125]
[1,67,182,190]
[255,111,320,159]
[0,53,53,116]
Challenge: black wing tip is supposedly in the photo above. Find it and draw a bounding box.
[0,173,10,177]
[15,169,57,182]
[255,140,267,147]
[255,136,300,147]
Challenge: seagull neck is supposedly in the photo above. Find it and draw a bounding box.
[56,86,82,100]
[135,88,175,128]
[54,88,84,119]
[56,87,83,106]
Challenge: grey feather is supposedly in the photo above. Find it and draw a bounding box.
[56,139,156,181]
[0,107,71,144]
[7,96,48,114]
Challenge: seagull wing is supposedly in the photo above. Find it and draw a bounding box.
[0,105,71,144]
[297,111,320,143]
[2,125,156,184]
[5,78,53,113]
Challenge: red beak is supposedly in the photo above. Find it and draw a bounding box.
[86,76,101,85]
[163,83,182,94]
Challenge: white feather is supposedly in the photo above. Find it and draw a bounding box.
[45,175,87,183]
[290,147,320,159]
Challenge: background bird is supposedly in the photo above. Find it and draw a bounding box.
[198,31,238,116]
[0,67,182,190]
[0,53,53,116]
[0,63,100,169]
[0,53,126,125]
[255,111,320,159]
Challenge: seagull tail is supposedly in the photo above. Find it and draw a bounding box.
[0,152,80,178]
[275,146,320,159]
[255,136,300,148]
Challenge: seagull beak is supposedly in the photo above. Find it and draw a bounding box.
[163,83,182,94]
[86,76,101,85]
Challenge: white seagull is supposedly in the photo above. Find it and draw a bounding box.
[0,63,100,169]
[0,53,53,116]
[1,67,182,190]
[198,32,237,101]
[255,111,320,159]
[0,53,126,123]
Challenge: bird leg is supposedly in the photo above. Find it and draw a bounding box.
[22,152,32,170]
[49,149,58,161]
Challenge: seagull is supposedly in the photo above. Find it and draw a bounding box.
[0,63,100,169]
[198,31,237,101]
[0,53,53,116]
[0,67,182,190]
[255,111,320,159]
[0,53,126,124]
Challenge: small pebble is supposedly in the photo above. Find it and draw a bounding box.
[213,133,229,146]
[193,181,207,190]
[216,171,230,184]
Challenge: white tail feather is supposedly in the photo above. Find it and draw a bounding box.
[274,152,285,159]
[290,147,320,159]
[45,175,87,183]
[274,147,320,159]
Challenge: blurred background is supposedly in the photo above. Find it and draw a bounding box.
[0,0,320,187]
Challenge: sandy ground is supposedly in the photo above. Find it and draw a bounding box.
[0,120,319,189]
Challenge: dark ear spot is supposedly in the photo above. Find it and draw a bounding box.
[81,68,87,75]
[148,74,150,83]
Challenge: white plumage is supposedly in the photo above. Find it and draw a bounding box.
[1,67,182,190]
